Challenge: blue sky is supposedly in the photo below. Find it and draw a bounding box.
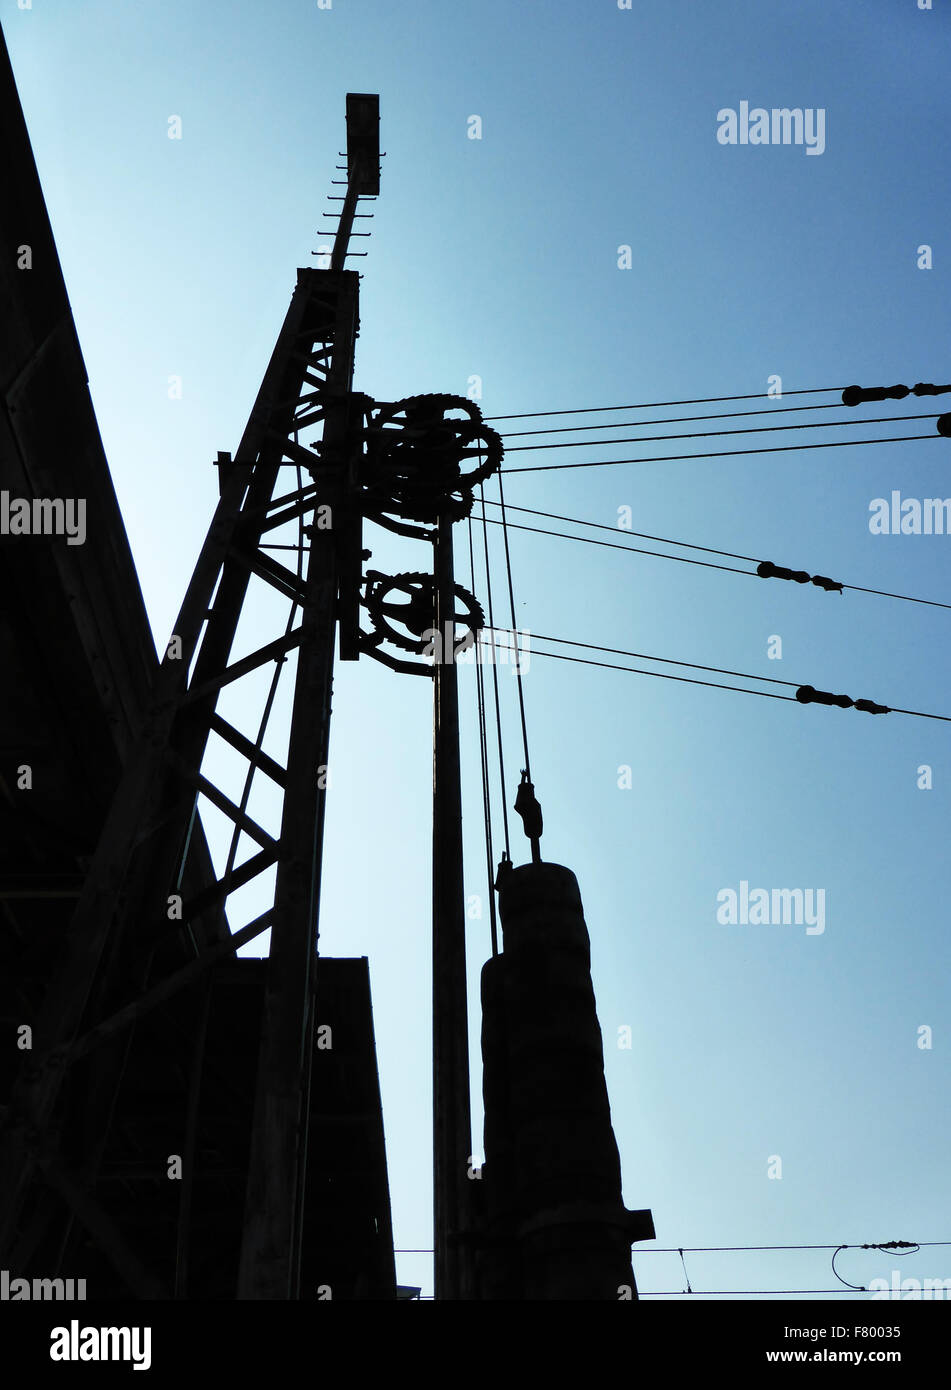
[7,0,951,1300]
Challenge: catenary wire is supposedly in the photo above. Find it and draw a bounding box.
[502,433,937,474]
[484,386,846,422]
[636,1288,890,1297]
[500,401,848,438]
[483,626,799,687]
[481,638,799,704]
[473,502,951,611]
[472,512,761,578]
[478,499,760,560]
[483,638,951,723]
[395,1239,951,1254]
[502,412,940,452]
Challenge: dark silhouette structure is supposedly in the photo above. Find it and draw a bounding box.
[0,33,395,1301]
[477,864,653,1299]
[0,22,650,1299]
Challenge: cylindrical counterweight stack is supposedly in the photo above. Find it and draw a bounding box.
[477,862,652,1299]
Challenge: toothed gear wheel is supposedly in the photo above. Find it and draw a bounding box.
[364,395,503,523]
[373,394,485,428]
[364,571,485,654]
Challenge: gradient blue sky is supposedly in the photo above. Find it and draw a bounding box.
[7,0,951,1300]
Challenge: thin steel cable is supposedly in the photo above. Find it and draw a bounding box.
[503,433,936,474]
[477,650,499,954]
[482,638,799,704]
[267,508,951,614]
[483,626,799,686]
[496,468,532,779]
[502,412,939,453]
[637,1288,885,1297]
[478,499,757,561]
[841,582,951,610]
[885,705,951,723]
[395,1239,951,1254]
[467,515,499,957]
[476,500,951,611]
[500,401,847,438]
[404,1279,939,1299]
[484,386,846,422]
[477,481,511,858]
[473,512,757,578]
[638,1241,951,1253]
[487,638,951,723]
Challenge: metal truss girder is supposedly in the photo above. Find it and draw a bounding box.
[227,544,307,605]
[256,487,321,536]
[208,713,287,789]
[182,628,304,706]
[291,405,327,431]
[0,270,362,1283]
[265,430,321,473]
[180,842,282,925]
[305,364,336,386]
[164,752,277,853]
[237,272,359,1301]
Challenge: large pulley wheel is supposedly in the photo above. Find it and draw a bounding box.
[363,570,485,654]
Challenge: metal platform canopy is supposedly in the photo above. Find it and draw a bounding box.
[0,25,396,1300]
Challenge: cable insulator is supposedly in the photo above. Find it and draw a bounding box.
[758,561,843,594]
[913,381,951,397]
[756,560,810,584]
[796,685,853,708]
[841,383,911,406]
[796,686,890,714]
[937,413,951,438]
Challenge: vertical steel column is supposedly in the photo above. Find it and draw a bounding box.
[432,513,474,1300]
[237,275,359,1300]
